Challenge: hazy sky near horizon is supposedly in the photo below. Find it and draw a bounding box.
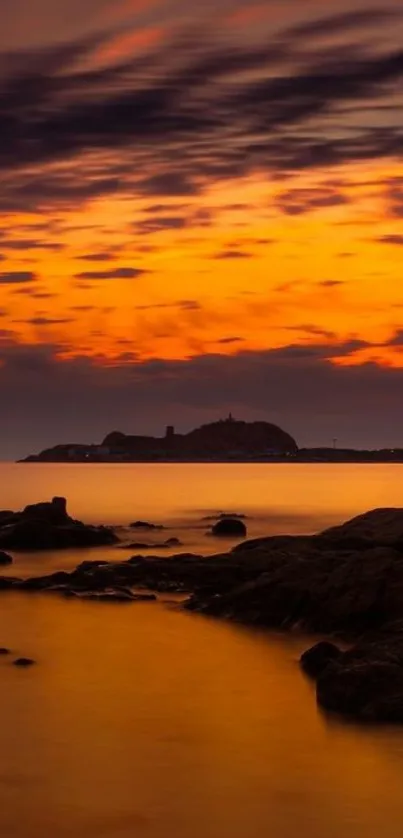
[1,0,403,457]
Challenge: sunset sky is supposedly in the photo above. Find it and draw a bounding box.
[1,0,403,457]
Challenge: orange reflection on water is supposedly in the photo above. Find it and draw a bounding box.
[1,594,403,837]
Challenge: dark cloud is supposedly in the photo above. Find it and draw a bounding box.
[2,336,403,459]
[0,271,36,284]
[77,252,117,262]
[134,299,201,312]
[285,324,338,340]
[74,267,147,280]
[0,29,401,210]
[0,238,64,251]
[376,235,403,245]
[319,280,344,288]
[178,299,201,311]
[213,250,253,260]
[144,203,190,214]
[387,330,403,346]
[285,8,400,39]
[136,216,188,234]
[275,187,349,215]
[216,336,245,344]
[136,173,199,198]
[26,316,73,326]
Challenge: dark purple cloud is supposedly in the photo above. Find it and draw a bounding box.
[0,271,36,284]
[213,250,253,260]
[376,235,403,245]
[1,337,403,459]
[74,267,147,280]
[0,20,401,211]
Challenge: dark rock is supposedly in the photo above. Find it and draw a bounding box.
[320,508,403,549]
[317,658,403,722]
[124,542,153,550]
[0,511,15,525]
[19,571,73,591]
[0,551,12,565]
[122,538,182,550]
[232,534,315,553]
[0,647,10,654]
[0,497,117,551]
[75,560,109,573]
[0,576,22,590]
[211,518,247,538]
[72,588,157,603]
[130,521,164,530]
[22,496,68,525]
[13,658,36,667]
[300,641,342,678]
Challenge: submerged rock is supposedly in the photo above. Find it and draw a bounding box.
[71,589,157,603]
[130,521,164,530]
[122,537,183,550]
[13,658,36,667]
[211,518,247,538]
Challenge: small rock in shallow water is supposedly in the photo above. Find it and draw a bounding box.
[13,658,36,667]
[129,521,164,530]
[0,647,10,655]
[211,518,247,538]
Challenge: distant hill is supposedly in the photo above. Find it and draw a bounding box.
[21,416,298,462]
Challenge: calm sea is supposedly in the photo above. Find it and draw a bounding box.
[1,463,403,838]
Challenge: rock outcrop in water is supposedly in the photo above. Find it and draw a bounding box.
[4,506,403,721]
[0,497,117,551]
[211,518,247,538]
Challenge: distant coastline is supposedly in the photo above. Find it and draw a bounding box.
[18,452,403,464]
[18,415,403,464]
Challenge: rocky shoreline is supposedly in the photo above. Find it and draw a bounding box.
[3,500,403,723]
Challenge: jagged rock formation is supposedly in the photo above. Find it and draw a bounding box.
[0,497,117,551]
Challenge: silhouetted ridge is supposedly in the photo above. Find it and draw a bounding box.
[21,416,298,462]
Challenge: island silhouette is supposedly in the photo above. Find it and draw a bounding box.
[21,415,298,462]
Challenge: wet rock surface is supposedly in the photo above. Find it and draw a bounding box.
[0,497,117,551]
[0,551,12,565]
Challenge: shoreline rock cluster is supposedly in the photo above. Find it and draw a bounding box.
[4,501,403,722]
[0,497,117,551]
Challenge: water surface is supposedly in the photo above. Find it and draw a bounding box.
[1,463,403,837]
[1,595,403,838]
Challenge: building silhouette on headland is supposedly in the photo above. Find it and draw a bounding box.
[22,415,298,462]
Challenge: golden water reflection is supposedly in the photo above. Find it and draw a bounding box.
[1,594,403,838]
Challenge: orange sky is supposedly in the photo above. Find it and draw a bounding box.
[2,159,403,366]
[1,0,403,453]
